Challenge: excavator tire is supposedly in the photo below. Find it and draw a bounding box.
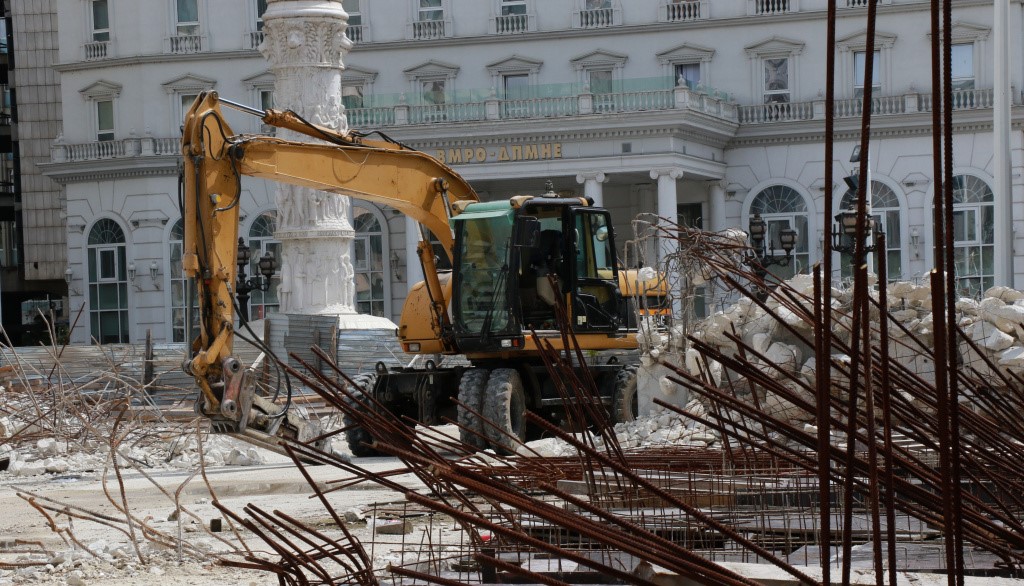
[483,368,527,455]
[343,373,382,458]
[457,368,490,450]
[612,365,639,424]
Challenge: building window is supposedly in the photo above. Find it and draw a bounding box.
[421,79,446,105]
[581,0,613,27]
[675,63,701,89]
[763,57,790,103]
[951,43,974,91]
[501,0,527,14]
[343,0,362,41]
[353,207,386,318]
[413,0,445,39]
[255,0,267,30]
[169,219,197,343]
[91,0,110,42]
[342,84,363,109]
[178,93,199,128]
[176,0,199,35]
[952,174,993,298]
[87,219,129,344]
[247,212,280,320]
[839,181,902,281]
[419,0,443,20]
[96,100,114,141]
[589,69,614,112]
[853,50,880,98]
[749,185,810,280]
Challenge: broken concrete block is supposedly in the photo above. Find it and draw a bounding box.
[343,508,365,523]
[374,519,412,535]
[969,321,1016,352]
[998,346,1024,368]
[986,285,1024,303]
[67,571,87,586]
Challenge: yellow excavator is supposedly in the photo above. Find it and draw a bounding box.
[181,92,663,455]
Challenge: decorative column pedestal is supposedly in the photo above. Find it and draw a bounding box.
[261,0,400,372]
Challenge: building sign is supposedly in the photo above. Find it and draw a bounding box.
[435,143,563,164]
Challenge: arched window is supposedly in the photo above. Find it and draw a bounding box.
[169,219,198,343]
[87,218,129,344]
[247,211,280,319]
[839,181,902,281]
[353,206,387,318]
[749,185,810,280]
[952,174,994,298]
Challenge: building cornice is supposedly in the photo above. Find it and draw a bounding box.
[729,108,1024,147]
[52,50,261,73]
[38,156,180,184]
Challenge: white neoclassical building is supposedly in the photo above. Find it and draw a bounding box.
[21,0,1024,345]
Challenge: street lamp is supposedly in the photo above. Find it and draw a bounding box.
[235,237,277,324]
[745,213,797,299]
[832,205,881,257]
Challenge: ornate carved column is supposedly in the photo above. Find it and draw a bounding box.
[261,0,356,317]
[260,0,395,366]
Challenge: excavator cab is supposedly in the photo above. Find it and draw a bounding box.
[450,198,624,352]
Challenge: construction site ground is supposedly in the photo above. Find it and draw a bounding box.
[0,442,437,585]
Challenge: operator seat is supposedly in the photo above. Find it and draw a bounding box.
[535,229,563,307]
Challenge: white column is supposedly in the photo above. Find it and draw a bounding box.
[650,168,684,227]
[576,171,607,207]
[262,0,356,316]
[405,215,424,291]
[709,181,727,232]
[995,0,1014,286]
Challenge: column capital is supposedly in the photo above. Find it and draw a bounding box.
[650,168,684,181]
[576,171,607,184]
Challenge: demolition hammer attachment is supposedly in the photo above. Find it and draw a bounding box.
[197,356,331,459]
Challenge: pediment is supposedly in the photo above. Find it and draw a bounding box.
[744,36,805,57]
[926,20,991,42]
[656,42,715,64]
[161,73,217,94]
[242,71,275,88]
[836,30,897,50]
[79,80,122,99]
[342,64,379,83]
[403,60,460,79]
[949,21,990,41]
[486,55,544,75]
[570,49,628,69]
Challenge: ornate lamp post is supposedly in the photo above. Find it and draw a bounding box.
[235,237,278,324]
[832,205,881,262]
[745,213,797,299]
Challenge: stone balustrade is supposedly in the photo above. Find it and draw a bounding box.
[48,85,1009,164]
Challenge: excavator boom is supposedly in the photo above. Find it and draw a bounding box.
[180,91,478,442]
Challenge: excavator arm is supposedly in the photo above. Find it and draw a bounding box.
[180,91,478,442]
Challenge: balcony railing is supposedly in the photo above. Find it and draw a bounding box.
[665,0,706,21]
[347,107,395,127]
[412,19,446,40]
[739,88,997,124]
[84,40,109,60]
[168,34,204,54]
[750,0,794,15]
[247,31,264,50]
[495,13,529,34]
[342,81,735,128]
[50,136,181,163]
[580,8,614,28]
[346,25,364,42]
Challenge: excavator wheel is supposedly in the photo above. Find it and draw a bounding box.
[457,368,489,450]
[342,372,382,458]
[612,365,639,424]
[483,368,527,455]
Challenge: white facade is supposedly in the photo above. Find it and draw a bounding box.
[30,0,1024,344]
